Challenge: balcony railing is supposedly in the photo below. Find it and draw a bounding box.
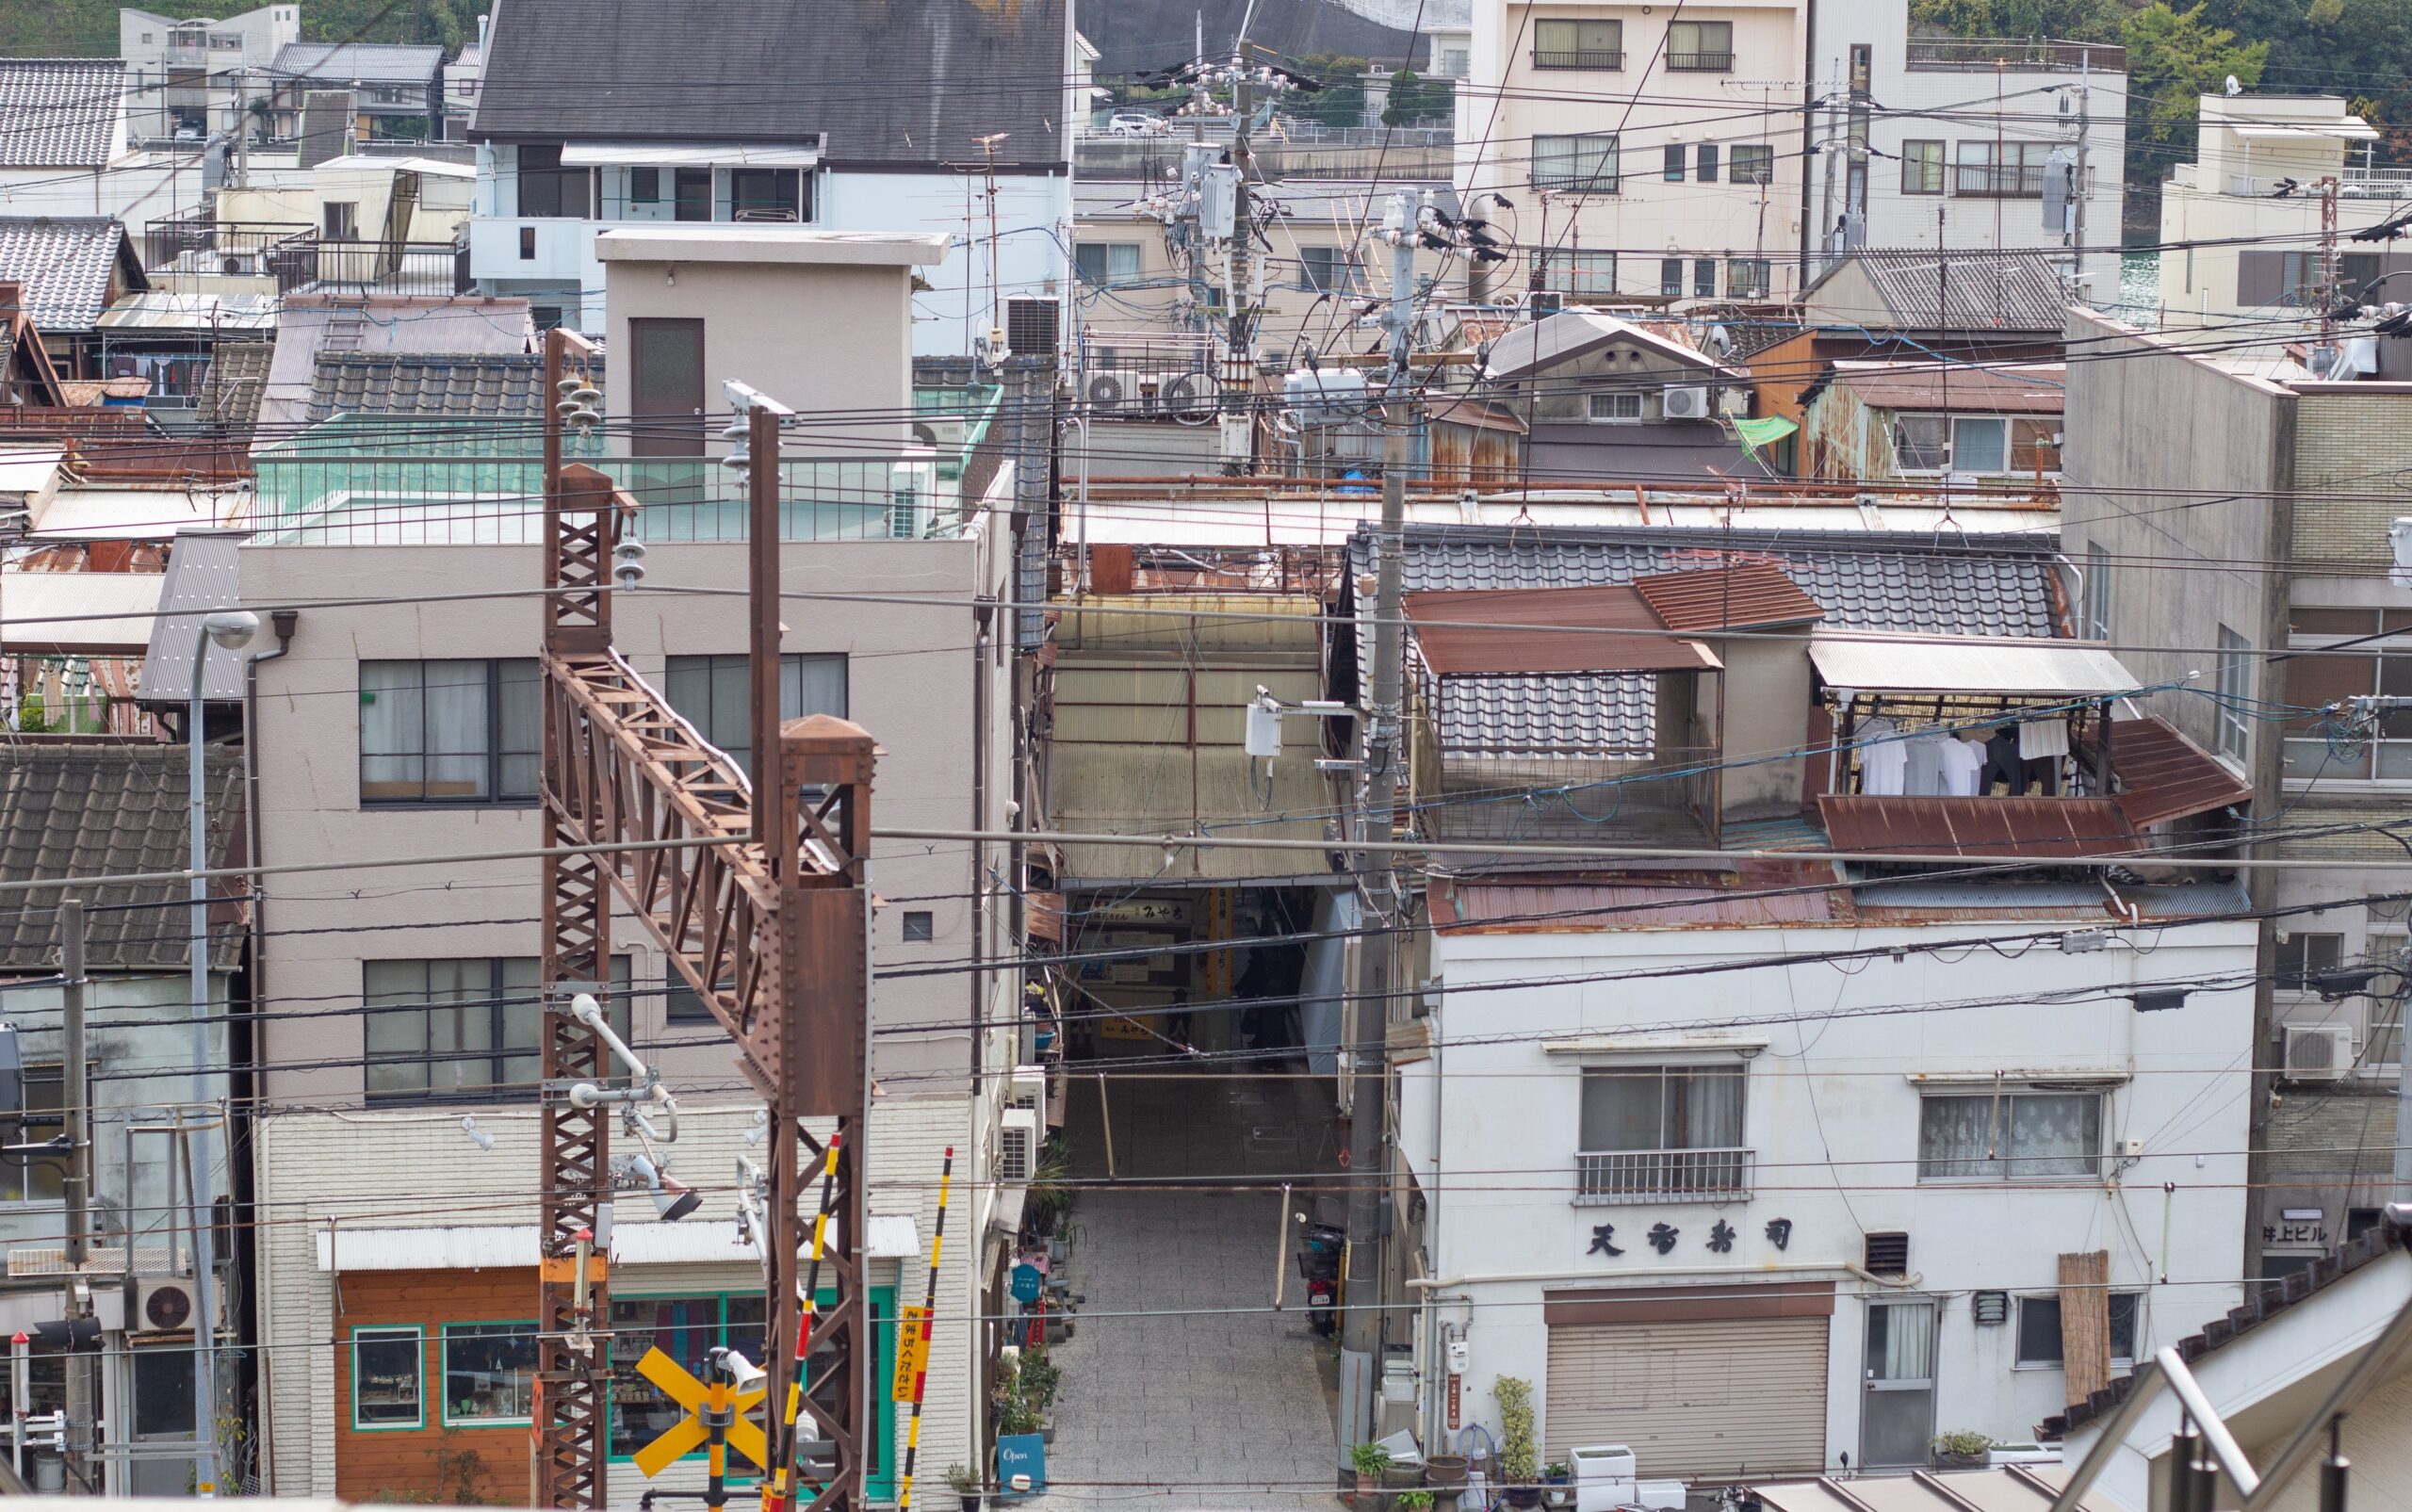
[1906,37,2124,73]
[1532,48,1623,70]
[266,238,469,296]
[1666,50,1734,72]
[1954,164,2045,198]
[1575,1147,1752,1205]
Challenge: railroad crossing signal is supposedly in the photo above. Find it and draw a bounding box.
[629,1346,770,1483]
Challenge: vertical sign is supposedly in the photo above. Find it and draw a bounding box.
[892,1307,931,1403]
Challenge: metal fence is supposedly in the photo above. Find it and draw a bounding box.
[1905,37,2125,72]
[1574,1147,1752,1205]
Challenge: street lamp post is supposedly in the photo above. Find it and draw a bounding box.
[187,609,254,1498]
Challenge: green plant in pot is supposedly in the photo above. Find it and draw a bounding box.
[945,1462,982,1512]
[1349,1442,1393,1502]
[1396,1492,1434,1512]
[1932,1430,1994,1470]
[1540,1459,1574,1507]
[1494,1375,1540,1508]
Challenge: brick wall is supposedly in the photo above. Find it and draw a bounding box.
[2291,389,2412,567]
[330,1266,538,1504]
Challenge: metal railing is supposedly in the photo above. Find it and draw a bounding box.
[1954,163,2045,198]
[1905,37,2124,73]
[2223,170,2412,198]
[1532,48,1623,70]
[1575,1147,1752,1205]
[267,238,469,296]
[1666,51,1734,72]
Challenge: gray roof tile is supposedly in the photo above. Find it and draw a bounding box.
[470,0,1069,169]
[198,339,274,431]
[307,351,546,421]
[270,41,447,85]
[0,60,125,168]
[0,743,244,972]
[0,218,144,333]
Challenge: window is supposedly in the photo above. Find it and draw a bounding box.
[2012,417,2061,474]
[2216,625,2252,763]
[1659,257,1684,297]
[2278,252,2324,307]
[674,167,710,222]
[1896,414,1949,472]
[1074,241,1141,286]
[2080,542,2111,641]
[1536,249,1616,295]
[1299,245,1359,292]
[1955,140,2051,198]
[903,910,935,942]
[351,1326,423,1430]
[2365,933,2405,1066]
[730,168,802,222]
[442,1323,536,1425]
[518,224,536,260]
[662,653,849,780]
[629,167,660,204]
[2016,1293,2140,1366]
[1443,48,1470,77]
[323,201,357,239]
[1726,258,1770,299]
[1663,144,1686,183]
[1693,258,1716,298]
[1589,391,1643,423]
[1731,143,1773,186]
[1695,143,1719,182]
[1533,18,1622,69]
[2276,932,2344,992]
[2283,609,2412,781]
[0,1069,66,1203]
[363,956,631,1101]
[1952,415,2008,473]
[1892,415,2032,476]
[1575,1064,1747,1200]
[1917,1091,2102,1180]
[1667,20,1733,71]
[515,144,590,219]
[1902,139,1946,194]
[1533,133,1620,192]
[359,659,540,805]
[2341,251,2381,299]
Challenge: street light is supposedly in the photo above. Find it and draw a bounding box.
[186,608,252,1498]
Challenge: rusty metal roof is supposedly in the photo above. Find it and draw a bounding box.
[1435,877,1836,931]
[2110,715,2255,827]
[1830,362,2065,415]
[1406,585,1720,676]
[1817,795,2145,858]
[1632,562,1827,631]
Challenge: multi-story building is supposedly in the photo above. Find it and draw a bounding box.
[264,42,448,145]
[2156,94,2407,333]
[0,61,205,243]
[237,230,1034,1503]
[1457,0,1808,304]
[118,3,298,144]
[2062,312,2412,1293]
[464,0,1076,350]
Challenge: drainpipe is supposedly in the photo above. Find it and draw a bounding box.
[238,607,294,1494]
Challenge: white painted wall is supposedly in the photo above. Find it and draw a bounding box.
[1402,911,2257,1472]
[0,155,208,239]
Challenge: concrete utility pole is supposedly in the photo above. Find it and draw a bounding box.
[1339,188,1420,1474]
[58,900,93,1491]
[2071,49,2091,298]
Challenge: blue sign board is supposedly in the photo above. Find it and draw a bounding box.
[994,1433,1047,1493]
[1010,1263,1044,1304]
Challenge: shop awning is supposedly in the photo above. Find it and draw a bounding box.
[561,140,823,168]
[1408,585,1721,676]
[1810,631,2134,698]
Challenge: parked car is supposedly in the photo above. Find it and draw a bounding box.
[1106,110,1167,138]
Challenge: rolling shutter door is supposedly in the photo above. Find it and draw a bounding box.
[1544,1315,1827,1480]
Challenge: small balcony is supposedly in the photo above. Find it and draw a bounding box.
[1905,37,2124,73]
[1665,51,1735,72]
[1531,48,1623,70]
[1575,1147,1752,1205]
[1954,164,2045,198]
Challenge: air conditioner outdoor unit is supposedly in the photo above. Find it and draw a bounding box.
[1007,1065,1046,1114]
[999,1106,1039,1185]
[2283,1024,2355,1081]
[1662,385,1711,421]
[133,1276,219,1336]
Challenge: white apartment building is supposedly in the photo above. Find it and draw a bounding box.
[2157,94,2406,333]
[118,4,298,144]
[1457,0,1808,303]
[1809,25,2125,300]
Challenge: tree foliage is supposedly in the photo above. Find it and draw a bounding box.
[1296,53,1369,128]
[1382,68,1453,127]
[0,0,468,57]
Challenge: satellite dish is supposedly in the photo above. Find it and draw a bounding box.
[2225,74,2242,97]
[1705,323,1734,356]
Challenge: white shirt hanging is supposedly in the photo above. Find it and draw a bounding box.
[1857,716,1908,796]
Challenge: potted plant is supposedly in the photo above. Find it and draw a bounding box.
[1932,1430,1994,1470]
[1541,1460,1573,1508]
[1494,1375,1540,1508]
[1397,1492,1435,1512]
[1350,1442,1393,1504]
[945,1463,982,1512]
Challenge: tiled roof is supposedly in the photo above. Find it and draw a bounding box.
[471,0,1069,170]
[270,41,447,85]
[0,218,144,333]
[308,351,546,420]
[1428,670,1655,757]
[0,743,245,972]
[0,60,125,168]
[198,340,275,431]
[2041,1217,2407,1440]
[1366,524,2065,640]
[1821,249,2070,333]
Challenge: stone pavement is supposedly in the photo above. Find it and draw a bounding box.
[1028,1067,1345,1512]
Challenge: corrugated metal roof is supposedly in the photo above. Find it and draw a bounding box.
[0,218,144,332]
[1831,361,2066,414]
[0,60,126,168]
[1817,795,2143,857]
[141,530,251,703]
[95,292,278,332]
[1815,249,2070,333]
[1407,585,1720,675]
[0,742,244,971]
[1434,877,1834,931]
[1809,630,2133,696]
[1752,1468,2117,1512]
[1633,561,1825,630]
[2110,714,2253,827]
[270,41,446,85]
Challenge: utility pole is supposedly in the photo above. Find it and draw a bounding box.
[2072,48,2091,298]
[1339,187,1419,1476]
[58,900,93,1493]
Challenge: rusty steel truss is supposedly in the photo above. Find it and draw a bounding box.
[535,331,873,1512]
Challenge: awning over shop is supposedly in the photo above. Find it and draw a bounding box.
[561,140,823,168]
[1809,631,2134,698]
